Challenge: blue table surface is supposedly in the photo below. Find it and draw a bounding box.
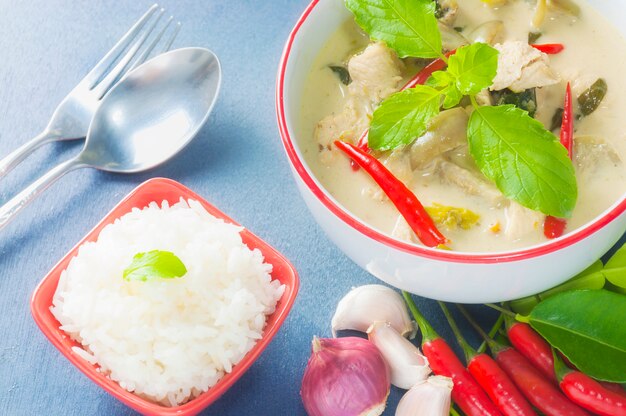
[1,1,624,415]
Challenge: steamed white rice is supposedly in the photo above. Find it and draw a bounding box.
[51,198,284,406]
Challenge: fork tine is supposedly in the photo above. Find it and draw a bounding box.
[161,21,181,54]
[128,16,174,72]
[91,8,165,99]
[83,4,159,87]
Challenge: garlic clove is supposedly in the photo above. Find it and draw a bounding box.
[367,321,431,389]
[395,375,453,416]
[331,285,415,338]
[301,337,390,416]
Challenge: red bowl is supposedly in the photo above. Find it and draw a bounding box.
[30,178,299,416]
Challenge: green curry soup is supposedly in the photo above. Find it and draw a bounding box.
[299,0,626,253]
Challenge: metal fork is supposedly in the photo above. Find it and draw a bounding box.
[0,4,181,178]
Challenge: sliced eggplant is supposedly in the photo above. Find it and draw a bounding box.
[410,108,469,169]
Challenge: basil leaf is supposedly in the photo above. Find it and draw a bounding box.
[528,290,626,382]
[492,88,538,118]
[603,268,626,289]
[369,86,442,150]
[426,71,461,109]
[329,65,352,85]
[426,70,453,89]
[123,250,187,282]
[605,243,626,269]
[443,85,462,109]
[447,43,499,95]
[604,245,626,289]
[468,105,577,218]
[509,260,605,315]
[345,0,442,58]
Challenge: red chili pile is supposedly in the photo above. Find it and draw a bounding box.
[405,295,626,416]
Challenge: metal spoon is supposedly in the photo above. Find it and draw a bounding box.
[0,47,221,229]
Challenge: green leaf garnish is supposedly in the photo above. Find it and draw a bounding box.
[425,70,453,88]
[604,244,626,290]
[446,43,499,96]
[528,290,626,383]
[468,105,577,218]
[329,65,352,85]
[345,0,442,59]
[368,85,442,150]
[123,250,187,282]
[493,88,538,118]
[442,85,462,109]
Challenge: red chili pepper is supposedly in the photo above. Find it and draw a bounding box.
[351,51,457,169]
[335,140,446,247]
[508,320,626,398]
[497,348,590,416]
[403,51,454,90]
[403,294,503,416]
[554,351,626,416]
[506,320,558,382]
[440,303,536,416]
[598,381,626,399]
[544,216,567,239]
[532,43,566,54]
[561,82,574,158]
[544,82,574,239]
[459,306,590,416]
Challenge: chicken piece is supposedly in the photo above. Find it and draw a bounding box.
[314,99,369,150]
[348,42,404,104]
[436,0,459,26]
[474,89,494,107]
[574,136,622,174]
[391,216,418,243]
[410,108,469,169]
[316,43,405,164]
[504,201,545,241]
[491,41,560,92]
[437,160,505,205]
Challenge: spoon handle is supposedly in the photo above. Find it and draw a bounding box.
[0,130,61,179]
[0,157,86,230]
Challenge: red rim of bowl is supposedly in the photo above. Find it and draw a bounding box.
[275,0,626,264]
[30,178,299,416]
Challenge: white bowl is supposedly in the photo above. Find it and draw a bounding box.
[276,0,626,302]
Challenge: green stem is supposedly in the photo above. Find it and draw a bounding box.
[457,304,507,355]
[478,313,505,354]
[503,313,518,332]
[439,302,477,364]
[552,348,572,383]
[470,94,479,109]
[402,291,440,343]
[450,405,461,416]
[484,303,517,317]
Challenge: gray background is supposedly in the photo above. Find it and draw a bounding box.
[0,1,623,415]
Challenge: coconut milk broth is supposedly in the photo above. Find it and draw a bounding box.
[300,0,626,252]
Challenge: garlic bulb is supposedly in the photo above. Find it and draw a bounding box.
[395,376,453,416]
[367,321,431,389]
[331,285,415,337]
[301,337,390,416]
